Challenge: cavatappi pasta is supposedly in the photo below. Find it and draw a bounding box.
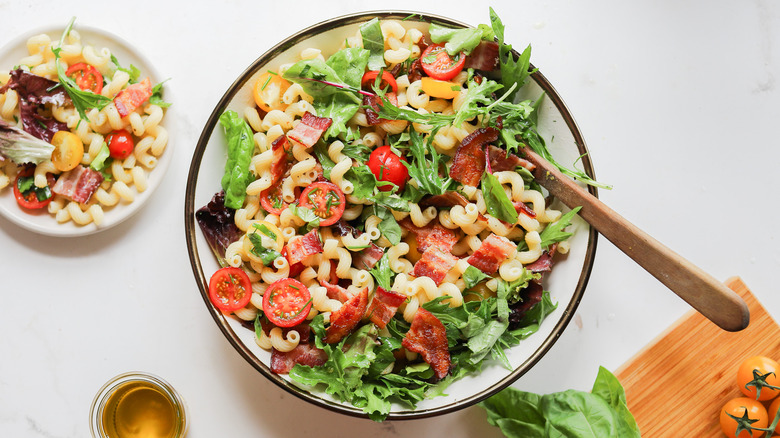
[0,23,169,227]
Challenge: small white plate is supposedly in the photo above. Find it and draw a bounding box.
[0,23,173,237]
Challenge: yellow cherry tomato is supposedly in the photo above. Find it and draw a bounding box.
[403,233,421,264]
[420,77,461,99]
[737,356,780,401]
[253,71,291,112]
[720,397,768,438]
[50,130,84,172]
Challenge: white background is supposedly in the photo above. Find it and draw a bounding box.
[1,1,778,436]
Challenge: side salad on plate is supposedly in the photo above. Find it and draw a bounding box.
[0,17,170,231]
[195,8,596,421]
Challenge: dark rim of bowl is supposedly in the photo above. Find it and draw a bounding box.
[184,10,599,421]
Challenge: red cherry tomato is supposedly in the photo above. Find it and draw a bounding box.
[366,145,408,192]
[361,70,398,93]
[66,62,104,94]
[106,129,135,159]
[281,246,305,278]
[298,181,345,226]
[13,166,55,210]
[263,278,312,328]
[208,267,252,313]
[420,43,466,81]
[260,185,292,215]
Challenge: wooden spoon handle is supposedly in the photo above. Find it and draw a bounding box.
[519,148,750,331]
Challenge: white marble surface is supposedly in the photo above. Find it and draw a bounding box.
[1,0,778,436]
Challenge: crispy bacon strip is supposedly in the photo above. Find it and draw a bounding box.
[514,201,537,218]
[325,287,369,344]
[402,308,451,381]
[114,78,153,118]
[449,127,499,186]
[269,135,292,186]
[287,112,332,147]
[467,233,517,274]
[465,41,500,71]
[286,229,323,265]
[488,145,535,173]
[412,246,458,286]
[366,287,407,329]
[51,165,104,204]
[353,242,385,270]
[400,218,460,253]
[270,341,327,374]
[319,279,351,303]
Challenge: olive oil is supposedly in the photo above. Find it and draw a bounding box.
[91,373,186,438]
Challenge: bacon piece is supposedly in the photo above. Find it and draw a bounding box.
[269,135,292,186]
[419,191,469,208]
[353,243,385,270]
[467,233,517,274]
[366,287,407,329]
[325,287,369,344]
[399,219,460,254]
[363,92,398,125]
[449,127,499,186]
[270,341,328,374]
[488,145,535,173]
[287,112,332,147]
[286,229,323,265]
[514,201,537,218]
[114,78,153,118]
[51,165,104,204]
[412,246,458,286]
[407,59,426,83]
[319,279,351,303]
[525,251,553,273]
[465,41,500,71]
[402,308,451,381]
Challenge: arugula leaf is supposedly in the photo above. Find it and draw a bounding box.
[369,252,394,290]
[463,265,492,290]
[344,163,377,199]
[110,54,141,83]
[481,172,519,224]
[402,128,455,196]
[489,7,535,102]
[340,142,371,162]
[428,23,485,56]
[371,206,402,245]
[52,18,112,121]
[519,206,581,252]
[360,18,386,71]
[149,80,172,108]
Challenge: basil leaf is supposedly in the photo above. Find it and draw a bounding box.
[253,223,277,240]
[248,231,282,266]
[371,206,402,245]
[312,143,335,179]
[481,172,518,224]
[463,265,492,290]
[360,17,386,71]
[288,204,321,228]
[345,164,377,199]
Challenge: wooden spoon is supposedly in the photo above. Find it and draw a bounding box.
[518,147,750,332]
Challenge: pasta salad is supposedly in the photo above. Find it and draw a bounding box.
[0,18,170,228]
[197,9,590,420]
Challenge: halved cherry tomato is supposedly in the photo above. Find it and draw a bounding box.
[66,62,103,94]
[420,77,461,99]
[260,185,292,215]
[420,43,466,81]
[298,181,345,226]
[106,129,135,160]
[50,130,84,172]
[720,397,769,438]
[361,70,398,94]
[737,356,780,401]
[253,71,291,113]
[263,278,312,328]
[208,267,252,313]
[13,166,54,210]
[366,145,408,192]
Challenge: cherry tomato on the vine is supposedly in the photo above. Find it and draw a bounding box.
[720,397,769,438]
[366,145,408,192]
[737,356,780,401]
[420,43,466,81]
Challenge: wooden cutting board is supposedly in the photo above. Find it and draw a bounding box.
[615,277,780,437]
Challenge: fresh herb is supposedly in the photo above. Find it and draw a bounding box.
[479,366,641,438]
[52,17,112,121]
[428,23,487,56]
[489,7,535,102]
[340,142,371,162]
[402,128,455,196]
[253,223,277,241]
[149,80,172,108]
[369,252,394,290]
[16,175,51,201]
[360,18,386,71]
[110,54,141,83]
[519,206,582,251]
[463,265,492,290]
[218,110,255,209]
[481,172,519,224]
[288,204,321,228]
[248,231,283,266]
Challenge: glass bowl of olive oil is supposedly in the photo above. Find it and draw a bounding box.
[90,372,187,438]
